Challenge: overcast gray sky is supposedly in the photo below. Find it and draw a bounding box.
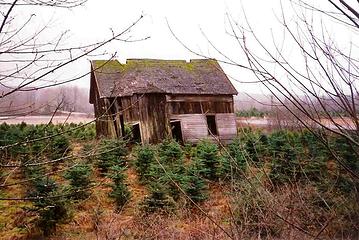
[9,0,356,94]
[72,0,286,94]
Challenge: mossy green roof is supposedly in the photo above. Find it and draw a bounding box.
[91,59,237,97]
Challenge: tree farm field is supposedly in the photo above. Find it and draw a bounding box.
[0,122,357,239]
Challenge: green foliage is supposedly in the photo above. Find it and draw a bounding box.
[0,123,27,160]
[193,140,220,180]
[141,184,175,213]
[185,163,208,203]
[301,130,329,160]
[135,144,179,211]
[244,132,267,165]
[156,140,189,201]
[158,139,184,165]
[49,134,71,160]
[123,123,132,140]
[81,143,96,163]
[183,143,194,156]
[159,170,189,201]
[63,163,92,199]
[136,140,208,211]
[220,130,267,179]
[0,123,95,161]
[27,175,69,236]
[134,145,156,182]
[66,123,96,141]
[333,136,359,174]
[219,138,247,180]
[140,183,175,213]
[107,165,131,210]
[267,130,303,184]
[96,139,127,173]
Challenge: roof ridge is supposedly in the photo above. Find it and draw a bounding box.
[91,58,238,97]
[126,59,186,63]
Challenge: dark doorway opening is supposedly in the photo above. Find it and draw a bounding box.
[206,115,218,135]
[170,120,183,143]
[132,123,142,143]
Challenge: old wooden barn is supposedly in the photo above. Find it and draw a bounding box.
[89,59,238,144]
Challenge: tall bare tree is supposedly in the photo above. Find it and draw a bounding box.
[0,0,144,198]
[0,0,144,116]
[170,0,359,179]
[235,0,359,179]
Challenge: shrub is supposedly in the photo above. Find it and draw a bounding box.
[221,138,248,179]
[216,155,232,180]
[243,131,267,165]
[28,177,69,236]
[268,131,302,185]
[232,178,281,237]
[63,163,93,199]
[136,140,205,206]
[141,182,175,213]
[185,163,208,203]
[0,123,28,160]
[301,130,329,160]
[96,139,127,173]
[69,123,96,141]
[51,134,71,157]
[146,140,188,201]
[158,169,189,201]
[81,143,96,163]
[333,135,359,174]
[193,140,220,180]
[158,139,184,166]
[107,165,131,210]
[134,145,156,182]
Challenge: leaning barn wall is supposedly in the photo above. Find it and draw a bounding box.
[169,113,237,143]
[166,94,237,143]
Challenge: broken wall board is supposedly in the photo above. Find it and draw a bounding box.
[216,113,237,140]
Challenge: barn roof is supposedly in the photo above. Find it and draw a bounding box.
[91,59,238,98]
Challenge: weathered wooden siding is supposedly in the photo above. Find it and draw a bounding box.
[109,98,122,138]
[98,94,167,143]
[170,114,208,143]
[91,72,117,138]
[139,94,168,144]
[166,94,234,115]
[170,113,237,143]
[102,98,117,138]
[106,95,142,139]
[93,92,236,144]
[120,95,141,123]
[216,113,237,142]
[167,95,236,143]
[93,97,117,138]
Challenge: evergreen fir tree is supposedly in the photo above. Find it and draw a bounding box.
[107,165,131,210]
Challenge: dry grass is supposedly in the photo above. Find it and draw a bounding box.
[0,169,36,240]
[1,141,357,240]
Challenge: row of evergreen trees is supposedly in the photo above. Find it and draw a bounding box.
[1,123,357,237]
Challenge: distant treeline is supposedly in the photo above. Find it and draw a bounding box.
[236,107,268,118]
[0,85,92,116]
